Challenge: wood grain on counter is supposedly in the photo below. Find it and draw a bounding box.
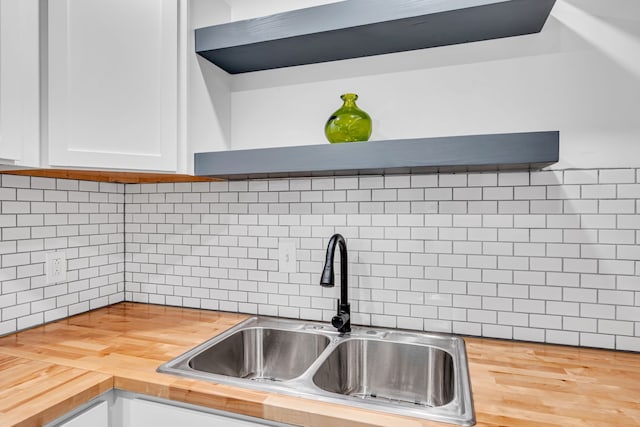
[0,302,639,427]
[0,354,112,427]
[1,169,221,183]
[465,338,640,426]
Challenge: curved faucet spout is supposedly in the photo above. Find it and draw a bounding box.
[320,234,350,333]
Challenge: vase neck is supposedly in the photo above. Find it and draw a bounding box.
[340,93,358,107]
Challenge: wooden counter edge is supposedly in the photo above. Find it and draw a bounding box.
[5,371,113,427]
[1,169,222,183]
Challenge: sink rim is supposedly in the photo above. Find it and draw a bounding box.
[158,316,475,426]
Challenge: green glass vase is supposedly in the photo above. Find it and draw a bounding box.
[324,93,372,143]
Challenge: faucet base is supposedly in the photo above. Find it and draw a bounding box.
[331,302,351,333]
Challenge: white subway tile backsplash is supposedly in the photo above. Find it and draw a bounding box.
[359,176,383,189]
[565,170,598,185]
[515,186,546,200]
[618,215,640,229]
[530,200,563,214]
[514,327,545,342]
[618,184,640,199]
[617,306,640,321]
[453,321,481,335]
[618,245,640,260]
[0,176,124,335]
[439,174,467,187]
[581,274,615,290]
[565,199,598,214]
[547,330,580,346]
[564,258,597,274]
[564,229,598,244]
[3,169,640,351]
[564,316,597,333]
[498,229,529,242]
[499,201,529,214]
[483,242,513,256]
[467,172,497,187]
[499,172,529,187]
[599,319,633,336]
[581,333,615,349]
[1,174,31,188]
[384,175,411,189]
[410,175,438,188]
[599,200,635,214]
[483,187,513,200]
[581,184,616,199]
[498,311,528,326]
[530,170,563,186]
[482,324,512,339]
[468,201,497,214]
[425,188,452,200]
[547,184,579,200]
[398,189,424,201]
[599,169,635,184]
[530,313,562,329]
[599,260,635,275]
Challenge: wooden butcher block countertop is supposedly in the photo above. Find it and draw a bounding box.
[0,303,638,426]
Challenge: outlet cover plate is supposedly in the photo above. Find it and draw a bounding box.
[278,240,297,273]
[45,252,67,284]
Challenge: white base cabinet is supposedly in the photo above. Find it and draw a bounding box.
[47,390,291,427]
[119,397,276,427]
[55,401,109,427]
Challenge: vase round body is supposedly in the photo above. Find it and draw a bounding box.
[324,93,372,143]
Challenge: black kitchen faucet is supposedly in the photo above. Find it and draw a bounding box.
[320,233,350,333]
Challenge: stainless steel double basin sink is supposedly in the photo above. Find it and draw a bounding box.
[158,317,475,425]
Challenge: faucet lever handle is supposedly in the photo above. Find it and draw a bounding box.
[331,298,350,332]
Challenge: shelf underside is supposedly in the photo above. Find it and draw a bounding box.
[194,131,560,180]
[195,0,557,74]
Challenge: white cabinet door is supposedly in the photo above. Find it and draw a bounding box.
[0,0,39,166]
[48,0,178,172]
[56,401,109,427]
[121,398,276,427]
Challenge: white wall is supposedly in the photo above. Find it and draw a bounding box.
[187,0,345,171]
[189,0,640,170]
[225,0,343,21]
[187,0,232,170]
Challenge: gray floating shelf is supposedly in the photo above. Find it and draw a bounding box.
[195,0,556,74]
[194,131,559,179]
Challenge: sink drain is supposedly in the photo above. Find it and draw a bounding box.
[248,376,281,383]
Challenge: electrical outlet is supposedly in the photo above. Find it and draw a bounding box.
[278,240,297,273]
[45,252,67,284]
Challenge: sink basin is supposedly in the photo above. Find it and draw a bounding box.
[158,317,474,426]
[189,327,329,381]
[312,338,454,408]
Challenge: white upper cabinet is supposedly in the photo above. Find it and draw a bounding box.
[0,0,40,166]
[48,0,178,172]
